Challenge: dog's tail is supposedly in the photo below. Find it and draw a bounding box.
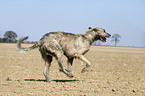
[17,36,38,54]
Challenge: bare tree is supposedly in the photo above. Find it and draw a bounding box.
[4,31,17,42]
[111,34,121,46]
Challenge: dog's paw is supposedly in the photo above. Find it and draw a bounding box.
[45,79,52,82]
[67,73,74,78]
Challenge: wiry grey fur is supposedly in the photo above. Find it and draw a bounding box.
[17,27,111,82]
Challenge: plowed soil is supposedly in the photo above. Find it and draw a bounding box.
[0,43,145,96]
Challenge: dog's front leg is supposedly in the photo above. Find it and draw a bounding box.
[75,54,91,73]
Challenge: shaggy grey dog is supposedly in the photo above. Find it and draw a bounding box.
[17,27,111,82]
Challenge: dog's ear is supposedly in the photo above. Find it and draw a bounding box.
[88,27,92,29]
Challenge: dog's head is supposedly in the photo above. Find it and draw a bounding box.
[88,27,111,42]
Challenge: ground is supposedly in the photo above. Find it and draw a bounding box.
[0,43,145,96]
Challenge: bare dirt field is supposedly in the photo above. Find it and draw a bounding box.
[0,43,145,96]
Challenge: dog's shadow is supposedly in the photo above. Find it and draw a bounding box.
[24,78,79,82]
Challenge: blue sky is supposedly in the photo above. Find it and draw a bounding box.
[0,0,145,47]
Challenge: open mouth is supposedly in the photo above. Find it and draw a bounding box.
[100,37,107,42]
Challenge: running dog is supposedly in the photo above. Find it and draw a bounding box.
[17,27,111,82]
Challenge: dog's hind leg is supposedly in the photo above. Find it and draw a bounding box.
[43,54,52,82]
[43,38,74,78]
[44,38,74,78]
[55,52,74,78]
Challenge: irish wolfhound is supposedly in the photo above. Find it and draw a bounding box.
[17,27,111,82]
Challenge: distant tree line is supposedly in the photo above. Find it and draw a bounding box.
[92,41,102,46]
[0,31,17,43]
[0,31,35,43]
